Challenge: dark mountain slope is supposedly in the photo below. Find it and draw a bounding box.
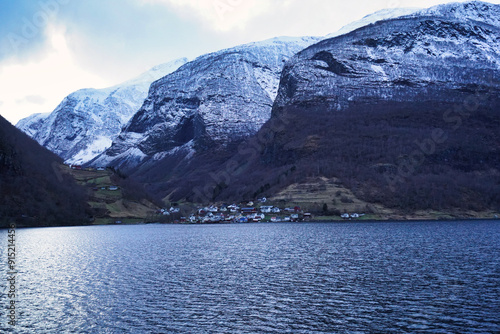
[0,116,90,227]
[221,10,500,211]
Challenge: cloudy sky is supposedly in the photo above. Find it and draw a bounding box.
[1,0,498,124]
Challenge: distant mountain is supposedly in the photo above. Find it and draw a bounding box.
[0,116,90,227]
[20,6,421,170]
[142,1,500,211]
[16,58,189,165]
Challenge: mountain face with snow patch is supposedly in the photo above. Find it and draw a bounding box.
[18,6,420,170]
[16,58,188,165]
[273,1,500,114]
[90,37,321,169]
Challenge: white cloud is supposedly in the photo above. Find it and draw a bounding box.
[16,95,46,105]
[0,25,110,124]
[141,0,271,31]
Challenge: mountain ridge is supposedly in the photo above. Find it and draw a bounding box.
[13,1,500,215]
[90,6,430,171]
[18,5,426,168]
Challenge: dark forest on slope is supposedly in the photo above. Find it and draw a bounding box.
[131,96,500,214]
[0,116,90,227]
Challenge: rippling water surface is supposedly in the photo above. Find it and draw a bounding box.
[0,221,499,333]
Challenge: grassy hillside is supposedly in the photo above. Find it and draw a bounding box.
[269,177,499,221]
[64,167,160,225]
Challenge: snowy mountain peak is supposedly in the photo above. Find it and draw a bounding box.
[274,0,500,116]
[411,1,500,27]
[16,57,189,165]
[326,7,423,39]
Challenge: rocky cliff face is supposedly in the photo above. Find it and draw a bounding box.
[89,1,500,210]
[91,7,431,171]
[19,6,420,170]
[90,37,321,169]
[273,4,500,115]
[16,58,188,165]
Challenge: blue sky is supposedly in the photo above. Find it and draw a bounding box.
[1,0,499,124]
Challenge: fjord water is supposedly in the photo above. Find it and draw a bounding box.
[1,221,498,333]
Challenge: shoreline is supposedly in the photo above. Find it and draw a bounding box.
[3,216,499,229]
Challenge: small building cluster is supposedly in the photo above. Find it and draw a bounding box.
[156,207,181,216]
[163,203,313,224]
[341,213,365,220]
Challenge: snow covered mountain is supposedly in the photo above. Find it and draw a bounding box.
[17,5,420,169]
[16,58,189,165]
[90,7,428,171]
[18,0,499,177]
[90,36,321,169]
[242,1,500,207]
[273,1,500,114]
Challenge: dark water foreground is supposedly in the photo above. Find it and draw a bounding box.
[0,221,498,333]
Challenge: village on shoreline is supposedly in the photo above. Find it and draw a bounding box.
[153,199,366,224]
[64,166,499,226]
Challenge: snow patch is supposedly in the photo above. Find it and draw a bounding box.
[371,65,388,80]
[253,67,280,100]
[326,7,422,39]
[65,136,113,165]
[153,140,196,161]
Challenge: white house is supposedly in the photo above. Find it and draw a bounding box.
[260,206,273,213]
